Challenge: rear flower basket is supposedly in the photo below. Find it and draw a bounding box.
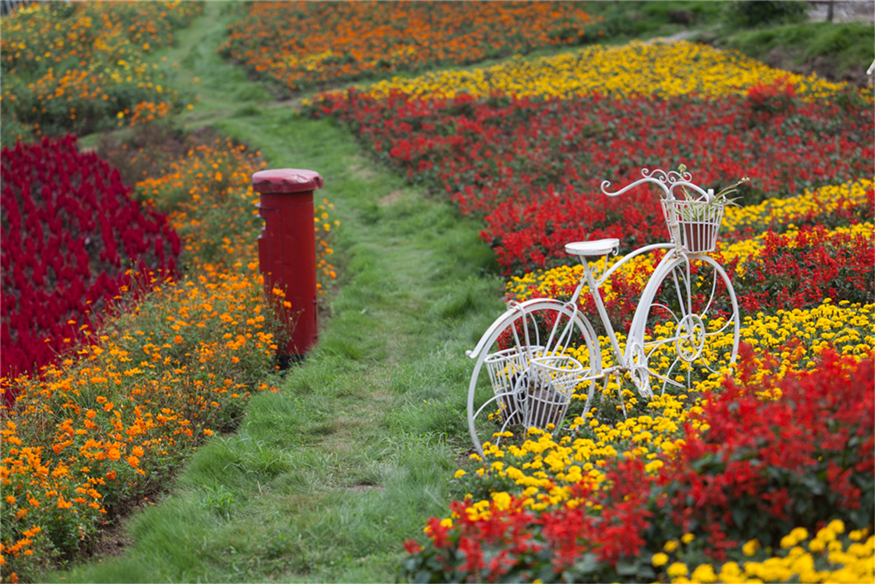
[661,197,726,253]
[521,355,583,429]
[484,348,583,430]
[484,345,543,425]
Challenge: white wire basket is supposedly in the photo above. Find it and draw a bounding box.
[484,346,544,424]
[661,198,725,253]
[521,355,583,430]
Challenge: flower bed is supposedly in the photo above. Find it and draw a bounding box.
[0,1,202,145]
[307,72,872,275]
[0,132,340,581]
[0,265,277,583]
[401,347,874,582]
[1,135,180,403]
[219,1,598,94]
[312,40,848,103]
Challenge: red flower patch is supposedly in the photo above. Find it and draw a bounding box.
[1,136,180,403]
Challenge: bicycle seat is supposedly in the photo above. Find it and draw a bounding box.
[565,239,620,257]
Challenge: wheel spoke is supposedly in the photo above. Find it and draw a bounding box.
[700,265,720,315]
[649,301,680,324]
[704,318,734,337]
[644,334,683,354]
[650,355,685,391]
[670,268,686,320]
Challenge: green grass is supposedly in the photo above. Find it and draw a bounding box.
[715,21,875,75]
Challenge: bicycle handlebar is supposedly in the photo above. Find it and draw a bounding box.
[601,168,714,202]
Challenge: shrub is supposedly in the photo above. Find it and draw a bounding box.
[725,1,809,29]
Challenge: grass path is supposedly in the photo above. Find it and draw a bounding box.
[56,3,503,582]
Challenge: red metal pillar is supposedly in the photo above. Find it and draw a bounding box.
[252,168,323,364]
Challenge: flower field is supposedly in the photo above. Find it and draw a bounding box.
[1,1,874,581]
[219,1,599,94]
[306,41,873,276]
[304,36,875,582]
[401,348,873,583]
[0,1,202,146]
[0,3,344,578]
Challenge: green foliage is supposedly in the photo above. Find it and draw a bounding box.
[725,0,809,29]
[719,22,874,76]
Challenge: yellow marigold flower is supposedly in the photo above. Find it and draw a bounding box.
[666,562,688,577]
[781,534,798,548]
[743,539,761,556]
[491,491,511,511]
[652,552,669,567]
[691,563,717,583]
[682,533,696,544]
[664,539,680,552]
[453,469,466,479]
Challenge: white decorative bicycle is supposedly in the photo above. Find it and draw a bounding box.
[466,167,742,454]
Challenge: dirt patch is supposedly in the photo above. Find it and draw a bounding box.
[761,45,871,88]
[94,124,230,187]
[379,190,404,206]
[90,520,135,558]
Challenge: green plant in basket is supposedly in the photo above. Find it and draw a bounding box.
[665,165,750,249]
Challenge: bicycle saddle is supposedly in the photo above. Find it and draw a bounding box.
[565,239,619,257]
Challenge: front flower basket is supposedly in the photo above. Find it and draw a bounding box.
[661,198,725,253]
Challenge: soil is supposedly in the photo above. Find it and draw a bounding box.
[763,46,871,87]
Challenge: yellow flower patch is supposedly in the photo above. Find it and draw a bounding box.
[309,40,852,104]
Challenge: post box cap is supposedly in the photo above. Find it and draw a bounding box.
[252,169,323,193]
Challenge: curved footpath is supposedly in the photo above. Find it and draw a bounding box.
[57,3,504,582]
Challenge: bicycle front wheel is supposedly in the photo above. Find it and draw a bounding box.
[467,300,601,455]
[627,254,739,397]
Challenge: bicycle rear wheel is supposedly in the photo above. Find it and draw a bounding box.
[626,254,739,397]
[467,300,601,455]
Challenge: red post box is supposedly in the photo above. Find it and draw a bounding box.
[252,168,323,365]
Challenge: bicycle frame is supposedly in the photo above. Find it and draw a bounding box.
[568,242,679,378]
